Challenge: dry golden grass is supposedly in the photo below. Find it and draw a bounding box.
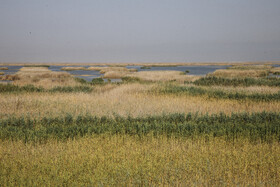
[198,85,280,94]
[270,67,280,74]
[0,67,8,70]
[0,67,78,88]
[103,71,132,79]
[88,66,137,73]
[0,72,4,75]
[127,71,200,83]
[0,136,279,186]
[208,69,269,78]
[61,67,87,71]
[228,64,273,70]
[1,83,279,119]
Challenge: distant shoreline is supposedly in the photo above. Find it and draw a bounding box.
[1,61,280,66]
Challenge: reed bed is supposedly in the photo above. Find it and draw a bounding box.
[228,65,272,70]
[0,67,8,70]
[88,66,137,73]
[193,76,280,87]
[156,84,280,102]
[127,71,200,83]
[1,136,279,186]
[0,84,93,93]
[1,112,280,143]
[208,69,269,78]
[1,65,280,185]
[103,71,132,79]
[60,67,87,71]
[1,83,280,119]
[0,67,80,88]
[0,72,4,75]
[270,67,280,75]
[199,85,280,94]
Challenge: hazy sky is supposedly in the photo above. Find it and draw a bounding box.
[1,0,280,63]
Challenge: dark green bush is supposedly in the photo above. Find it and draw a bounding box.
[122,77,141,83]
[91,77,104,85]
[74,77,87,84]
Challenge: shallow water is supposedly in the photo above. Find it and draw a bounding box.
[2,64,280,82]
[128,65,230,75]
[0,66,22,75]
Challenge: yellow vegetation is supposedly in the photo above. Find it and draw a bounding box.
[0,72,4,75]
[228,64,272,70]
[0,67,8,70]
[0,67,77,88]
[208,69,269,78]
[199,85,280,94]
[0,136,279,186]
[61,67,87,71]
[1,83,280,119]
[88,66,137,73]
[103,71,131,79]
[270,67,280,74]
[127,71,200,83]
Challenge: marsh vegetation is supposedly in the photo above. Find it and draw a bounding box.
[0,63,280,185]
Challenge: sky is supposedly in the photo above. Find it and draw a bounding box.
[0,0,280,63]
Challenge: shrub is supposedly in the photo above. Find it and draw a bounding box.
[91,77,104,85]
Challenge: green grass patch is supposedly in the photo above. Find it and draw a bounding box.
[91,77,104,85]
[23,65,50,67]
[0,112,279,143]
[192,76,280,87]
[0,84,93,93]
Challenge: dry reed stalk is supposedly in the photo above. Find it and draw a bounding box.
[127,71,200,83]
[61,67,87,71]
[0,67,78,88]
[103,71,132,79]
[270,67,280,74]
[198,85,280,94]
[228,65,273,70]
[208,69,269,78]
[88,66,137,74]
[1,83,279,119]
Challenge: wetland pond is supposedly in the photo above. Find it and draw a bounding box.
[0,64,254,82]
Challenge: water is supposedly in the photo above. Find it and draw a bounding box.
[0,66,22,75]
[3,64,280,82]
[127,65,230,76]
